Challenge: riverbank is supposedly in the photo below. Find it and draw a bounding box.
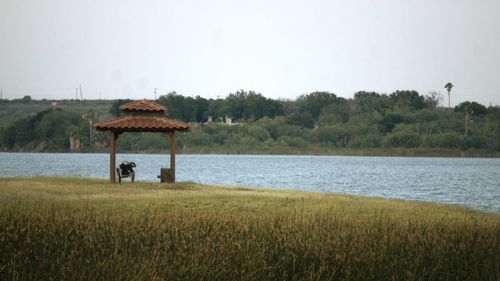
[179,146,500,157]
[1,177,499,280]
[2,146,499,158]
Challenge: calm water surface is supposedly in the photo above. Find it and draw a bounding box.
[0,152,499,212]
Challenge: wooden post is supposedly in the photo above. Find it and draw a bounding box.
[167,130,175,182]
[110,131,117,183]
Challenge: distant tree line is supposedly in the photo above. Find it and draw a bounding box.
[1,108,90,151]
[108,90,283,122]
[1,90,499,153]
[153,90,500,152]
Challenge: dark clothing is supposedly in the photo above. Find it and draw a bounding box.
[119,163,134,176]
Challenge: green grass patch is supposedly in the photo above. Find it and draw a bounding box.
[1,177,499,280]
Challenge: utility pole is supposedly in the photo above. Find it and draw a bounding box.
[464,107,473,137]
[79,84,83,100]
[83,111,96,144]
[154,88,158,100]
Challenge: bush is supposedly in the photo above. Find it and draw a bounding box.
[382,132,422,148]
[313,126,351,147]
[182,130,214,146]
[248,126,271,142]
[426,133,464,149]
[349,133,383,148]
[277,136,308,148]
[464,136,487,149]
[286,112,315,128]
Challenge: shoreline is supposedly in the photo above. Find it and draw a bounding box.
[1,176,497,213]
[1,176,499,214]
[1,147,499,158]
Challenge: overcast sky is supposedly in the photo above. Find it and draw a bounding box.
[1,0,499,106]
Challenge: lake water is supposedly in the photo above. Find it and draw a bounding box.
[0,152,499,212]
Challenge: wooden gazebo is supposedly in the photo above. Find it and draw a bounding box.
[94,99,189,183]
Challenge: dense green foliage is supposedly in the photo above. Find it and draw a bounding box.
[0,97,112,126]
[1,108,86,150]
[1,178,499,281]
[1,90,499,154]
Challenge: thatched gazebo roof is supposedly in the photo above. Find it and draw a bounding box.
[94,99,189,183]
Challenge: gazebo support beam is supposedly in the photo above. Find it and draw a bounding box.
[167,130,175,183]
[109,131,117,183]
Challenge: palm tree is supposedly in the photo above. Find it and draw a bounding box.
[444,82,454,108]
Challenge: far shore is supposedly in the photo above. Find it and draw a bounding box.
[2,147,499,158]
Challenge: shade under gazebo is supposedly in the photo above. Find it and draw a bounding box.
[94,99,189,183]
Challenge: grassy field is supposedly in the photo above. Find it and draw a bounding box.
[0,177,499,281]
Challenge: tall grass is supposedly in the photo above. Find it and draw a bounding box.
[1,178,499,280]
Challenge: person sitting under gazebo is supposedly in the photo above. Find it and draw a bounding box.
[118,161,136,183]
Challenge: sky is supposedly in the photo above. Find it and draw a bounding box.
[0,0,499,106]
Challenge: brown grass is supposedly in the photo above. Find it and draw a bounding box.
[0,177,499,280]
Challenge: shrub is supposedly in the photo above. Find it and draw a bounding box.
[427,133,464,149]
[382,131,422,148]
[277,136,308,147]
[313,126,351,147]
[248,126,271,142]
[182,130,214,146]
[464,135,487,149]
[349,133,383,148]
